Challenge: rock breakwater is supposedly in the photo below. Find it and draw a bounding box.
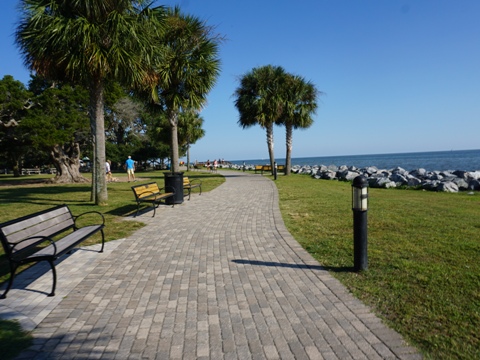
[292,164,480,192]
[218,163,480,192]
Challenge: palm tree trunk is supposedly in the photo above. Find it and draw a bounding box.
[90,77,108,205]
[266,123,275,175]
[186,141,191,171]
[169,112,180,173]
[285,124,293,175]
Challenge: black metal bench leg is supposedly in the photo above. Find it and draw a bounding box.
[0,264,18,299]
[135,203,140,217]
[100,229,105,253]
[48,260,57,297]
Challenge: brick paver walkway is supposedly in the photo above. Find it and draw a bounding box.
[0,171,422,359]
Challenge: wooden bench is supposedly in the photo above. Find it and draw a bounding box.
[21,168,41,175]
[131,182,175,217]
[0,205,105,299]
[254,164,285,175]
[254,165,264,174]
[183,177,202,200]
[262,165,272,174]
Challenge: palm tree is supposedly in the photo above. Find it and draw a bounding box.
[234,65,287,172]
[15,0,165,205]
[152,6,221,174]
[279,75,319,175]
[178,110,205,170]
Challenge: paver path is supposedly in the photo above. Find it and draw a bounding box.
[1,171,421,359]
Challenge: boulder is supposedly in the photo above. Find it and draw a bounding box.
[452,178,469,191]
[364,166,378,175]
[407,176,422,187]
[436,181,459,193]
[390,173,408,186]
[337,170,360,181]
[369,177,396,188]
[410,168,427,178]
[468,179,480,190]
[321,170,337,180]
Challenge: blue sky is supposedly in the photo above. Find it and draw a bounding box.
[1,1,479,162]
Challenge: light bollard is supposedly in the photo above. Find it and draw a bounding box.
[274,162,278,180]
[352,175,368,271]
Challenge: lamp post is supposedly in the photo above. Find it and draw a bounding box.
[352,175,368,271]
[274,161,278,180]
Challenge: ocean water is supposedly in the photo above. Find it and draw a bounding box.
[231,149,480,172]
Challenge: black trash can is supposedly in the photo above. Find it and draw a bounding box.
[164,172,184,204]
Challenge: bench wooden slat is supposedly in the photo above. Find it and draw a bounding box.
[30,225,103,259]
[3,213,74,246]
[1,207,71,236]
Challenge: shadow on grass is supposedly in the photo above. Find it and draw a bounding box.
[104,204,140,217]
[0,319,33,360]
[0,185,91,205]
[0,317,116,358]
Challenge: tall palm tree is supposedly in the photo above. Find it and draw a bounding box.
[152,6,221,173]
[15,0,165,205]
[234,65,287,172]
[178,110,205,170]
[279,75,319,175]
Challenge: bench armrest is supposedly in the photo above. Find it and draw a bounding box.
[74,211,105,230]
[189,179,202,186]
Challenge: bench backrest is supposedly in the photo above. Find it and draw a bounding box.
[255,165,263,170]
[132,182,160,200]
[262,165,272,171]
[0,205,74,257]
[183,177,191,185]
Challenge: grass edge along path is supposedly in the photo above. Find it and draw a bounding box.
[274,174,479,360]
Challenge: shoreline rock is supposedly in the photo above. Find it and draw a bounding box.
[296,164,480,192]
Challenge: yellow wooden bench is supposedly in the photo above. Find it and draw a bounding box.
[183,177,202,200]
[261,165,272,174]
[254,165,264,174]
[131,182,175,217]
[254,164,285,175]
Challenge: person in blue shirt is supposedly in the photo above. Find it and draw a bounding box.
[125,156,136,182]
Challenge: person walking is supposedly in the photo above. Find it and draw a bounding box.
[125,156,136,182]
[106,160,112,182]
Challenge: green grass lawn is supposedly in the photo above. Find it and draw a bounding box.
[274,173,479,360]
[0,170,478,359]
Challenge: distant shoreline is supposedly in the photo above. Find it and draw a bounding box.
[227,148,480,163]
[225,149,480,172]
